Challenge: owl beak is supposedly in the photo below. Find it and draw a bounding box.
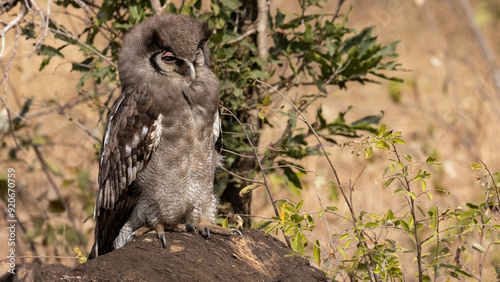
[186,60,195,80]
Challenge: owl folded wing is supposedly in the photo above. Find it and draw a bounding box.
[90,88,161,258]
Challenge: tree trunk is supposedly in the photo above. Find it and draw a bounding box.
[219,0,267,228]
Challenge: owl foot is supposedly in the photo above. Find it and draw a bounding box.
[199,225,242,239]
[155,223,167,248]
[126,226,154,244]
[184,223,197,235]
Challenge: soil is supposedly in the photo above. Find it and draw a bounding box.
[1,229,327,281]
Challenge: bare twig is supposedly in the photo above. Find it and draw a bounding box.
[254,76,377,281]
[220,166,264,185]
[330,0,346,24]
[0,0,20,14]
[391,144,425,281]
[58,110,101,143]
[226,26,257,45]
[221,148,255,159]
[459,0,500,98]
[316,193,339,279]
[44,22,117,68]
[256,0,268,63]
[33,145,85,246]
[224,106,291,248]
[262,165,313,174]
[479,159,500,207]
[150,0,162,16]
[0,0,27,59]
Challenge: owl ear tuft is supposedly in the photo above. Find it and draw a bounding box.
[200,21,213,44]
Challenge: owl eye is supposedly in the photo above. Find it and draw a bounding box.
[161,51,176,62]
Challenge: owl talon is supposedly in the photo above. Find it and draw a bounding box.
[126,233,137,244]
[155,223,167,248]
[160,232,167,248]
[231,228,243,237]
[185,224,197,235]
[203,227,211,239]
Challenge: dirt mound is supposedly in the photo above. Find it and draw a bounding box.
[1,229,326,281]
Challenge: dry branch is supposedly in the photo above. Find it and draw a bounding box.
[256,0,268,63]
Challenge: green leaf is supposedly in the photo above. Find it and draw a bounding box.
[408,191,417,200]
[251,220,272,230]
[283,166,302,190]
[39,45,64,58]
[339,233,349,241]
[390,138,405,144]
[378,124,387,135]
[375,141,390,150]
[313,240,321,265]
[421,180,427,192]
[364,222,379,228]
[472,243,486,253]
[466,203,479,210]
[384,177,395,188]
[293,233,304,254]
[364,147,372,158]
[48,199,65,213]
[262,94,271,106]
[220,0,242,10]
[326,206,338,212]
[47,163,63,177]
[71,58,93,72]
[239,184,261,196]
[394,189,405,194]
[426,157,440,165]
[258,110,266,121]
[387,209,394,220]
[429,207,438,231]
[344,239,352,249]
[39,57,51,71]
[335,245,348,260]
[399,219,410,231]
[471,163,482,170]
[403,154,412,162]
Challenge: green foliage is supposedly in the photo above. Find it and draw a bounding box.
[18,1,499,280]
[255,124,500,280]
[253,200,316,255]
[17,0,401,201]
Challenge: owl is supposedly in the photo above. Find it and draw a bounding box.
[88,14,235,259]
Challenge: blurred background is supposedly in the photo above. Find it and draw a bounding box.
[1,0,499,279]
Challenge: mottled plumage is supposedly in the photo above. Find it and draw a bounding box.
[88,14,229,259]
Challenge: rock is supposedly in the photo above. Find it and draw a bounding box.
[0,264,72,282]
[2,229,327,281]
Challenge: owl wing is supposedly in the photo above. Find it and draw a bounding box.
[213,105,222,154]
[89,88,161,259]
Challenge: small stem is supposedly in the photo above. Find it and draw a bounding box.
[224,107,291,248]
[220,166,264,185]
[33,145,85,246]
[254,77,377,281]
[392,144,423,281]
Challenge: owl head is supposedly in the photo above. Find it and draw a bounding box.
[118,14,213,90]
